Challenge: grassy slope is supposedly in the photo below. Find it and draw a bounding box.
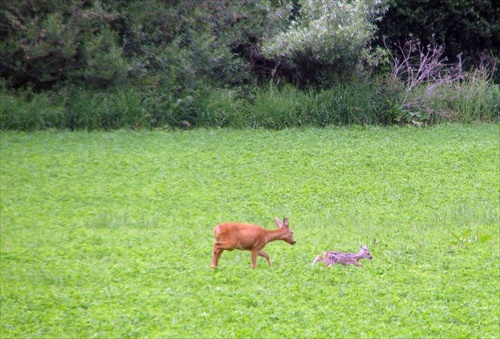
[1,125,499,337]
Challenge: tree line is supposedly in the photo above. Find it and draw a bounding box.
[0,0,498,130]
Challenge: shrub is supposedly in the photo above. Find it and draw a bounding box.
[262,0,389,87]
[384,36,499,124]
[0,1,128,90]
[422,69,500,123]
[376,0,500,81]
[0,1,291,91]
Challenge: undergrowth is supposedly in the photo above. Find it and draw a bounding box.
[1,75,498,131]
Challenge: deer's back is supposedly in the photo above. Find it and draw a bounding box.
[325,251,357,264]
[214,223,265,249]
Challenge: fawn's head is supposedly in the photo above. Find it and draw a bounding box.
[274,217,296,245]
[359,245,373,259]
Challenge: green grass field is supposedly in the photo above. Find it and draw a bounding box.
[1,124,499,338]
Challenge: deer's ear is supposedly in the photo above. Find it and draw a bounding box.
[361,245,367,249]
[274,217,283,228]
[283,218,289,228]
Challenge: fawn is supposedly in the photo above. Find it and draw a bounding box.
[312,245,372,267]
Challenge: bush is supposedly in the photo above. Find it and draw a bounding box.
[0,1,128,90]
[376,0,500,81]
[384,36,500,124]
[416,70,500,123]
[0,0,291,92]
[262,0,389,87]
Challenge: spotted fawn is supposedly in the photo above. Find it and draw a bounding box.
[312,245,372,267]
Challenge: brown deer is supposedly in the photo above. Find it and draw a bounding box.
[312,245,372,267]
[211,217,296,269]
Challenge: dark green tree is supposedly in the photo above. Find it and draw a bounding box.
[376,0,500,76]
[0,0,291,91]
[0,0,130,90]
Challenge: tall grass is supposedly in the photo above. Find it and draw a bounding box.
[193,87,246,128]
[66,89,145,130]
[0,87,146,131]
[0,89,64,130]
[0,74,498,131]
[384,37,499,124]
[395,67,500,124]
[239,83,390,129]
[444,70,499,122]
[245,85,304,128]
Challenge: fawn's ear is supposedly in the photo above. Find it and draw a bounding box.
[283,217,289,228]
[361,245,367,249]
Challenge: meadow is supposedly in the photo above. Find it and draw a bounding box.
[0,124,499,338]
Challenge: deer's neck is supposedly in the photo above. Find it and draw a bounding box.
[264,228,285,243]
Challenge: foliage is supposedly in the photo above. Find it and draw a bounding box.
[375,0,500,81]
[383,36,500,124]
[245,83,382,128]
[1,74,498,130]
[1,0,499,130]
[0,85,144,130]
[0,0,290,91]
[408,69,500,124]
[0,0,129,90]
[0,87,60,130]
[262,0,389,86]
[1,125,499,337]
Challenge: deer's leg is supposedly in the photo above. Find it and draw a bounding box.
[211,244,223,268]
[312,255,325,266]
[251,250,258,269]
[258,250,272,266]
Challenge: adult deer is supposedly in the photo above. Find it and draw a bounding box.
[211,217,296,269]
